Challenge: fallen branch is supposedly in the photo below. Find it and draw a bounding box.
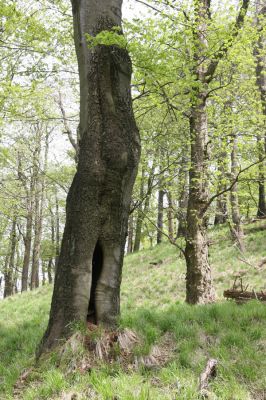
[224,289,266,302]
[199,358,218,397]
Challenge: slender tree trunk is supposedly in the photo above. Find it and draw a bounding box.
[214,143,228,225]
[55,196,60,273]
[21,186,34,292]
[177,157,189,237]
[157,186,164,244]
[31,131,49,289]
[257,135,266,217]
[185,100,215,304]
[230,134,245,252]
[19,155,35,292]
[31,183,40,289]
[133,168,145,251]
[48,209,55,284]
[41,261,46,285]
[133,163,155,251]
[3,252,11,298]
[254,3,266,217]
[13,233,21,294]
[214,194,228,225]
[127,212,134,254]
[39,0,140,354]
[4,218,17,298]
[184,0,215,304]
[166,190,174,242]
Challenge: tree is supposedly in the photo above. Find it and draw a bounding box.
[39,0,140,353]
[184,0,249,304]
[254,2,266,217]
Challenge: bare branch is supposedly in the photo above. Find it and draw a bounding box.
[202,156,266,215]
[57,92,78,155]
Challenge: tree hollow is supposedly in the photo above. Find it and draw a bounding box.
[88,241,103,324]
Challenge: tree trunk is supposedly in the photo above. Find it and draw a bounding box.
[166,190,174,242]
[4,218,17,298]
[31,183,40,289]
[214,194,228,225]
[214,148,228,225]
[185,100,215,304]
[255,3,266,217]
[157,187,164,244]
[21,191,34,292]
[20,159,35,292]
[3,252,11,298]
[127,212,134,254]
[41,261,46,285]
[133,163,154,251]
[55,195,60,273]
[177,156,189,237]
[39,0,140,354]
[257,135,266,217]
[48,208,55,284]
[133,167,145,251]
[230,134,245,252]
[31,130,49,289]
[184,0,215,304]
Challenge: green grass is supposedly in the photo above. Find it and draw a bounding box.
[0,222,265,399]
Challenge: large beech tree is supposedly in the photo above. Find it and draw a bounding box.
[39,0,140,353]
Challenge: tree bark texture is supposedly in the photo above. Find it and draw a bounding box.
[126,212,134,254]
[133,162,154,252]
[184,0,215,304]
[184,0,249,303]
[185,99,215,304]
[177,156,189,237]
[257,136,266,217]
[4,218,17,298]
[255,3,266,217]
[39,0,140,353]
[48,208,55,284]
[55,196,60,273]
[157,187,164,244]
[214,146,228,225]
[31,129,48,289]
[166,190,175,242]
[21,179,34,292]
[230,134,245,253]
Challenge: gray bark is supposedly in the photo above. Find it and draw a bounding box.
[127,212,134,254]
[184,0,249,303]
[133,163,155,251]
[230,134,245,253]
[185,0,215,304]
[254,3,266,217]
[39,0,140,354]
[4,218,17,298]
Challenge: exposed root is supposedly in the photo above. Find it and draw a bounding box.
[56,328,176,375]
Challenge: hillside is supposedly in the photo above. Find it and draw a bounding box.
[0,222,266,400]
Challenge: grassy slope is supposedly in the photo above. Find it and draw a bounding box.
[0,222,265,400]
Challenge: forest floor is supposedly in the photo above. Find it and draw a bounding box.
[0,221,266,400]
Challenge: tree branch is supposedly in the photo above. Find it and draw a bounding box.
[57,92,78,156]
[204,0,250,83]
[202,156,266,215]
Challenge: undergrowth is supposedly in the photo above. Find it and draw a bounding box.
[0,223,265,399]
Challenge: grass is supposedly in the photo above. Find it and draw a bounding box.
[0,222,265,399]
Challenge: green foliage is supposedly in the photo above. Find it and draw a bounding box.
[86,27,127,49]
